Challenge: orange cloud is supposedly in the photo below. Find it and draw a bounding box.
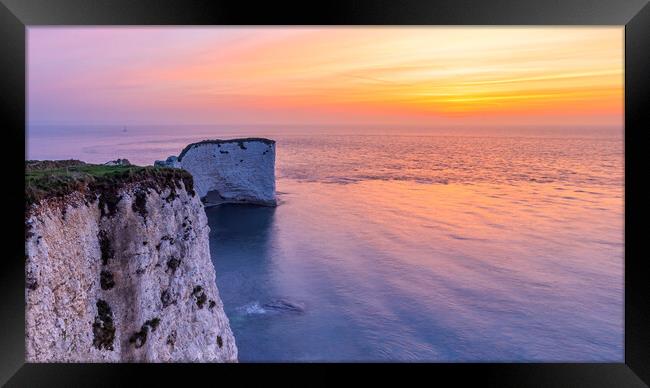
[29,27,623,127]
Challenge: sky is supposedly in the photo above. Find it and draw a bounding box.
[28,27,623,129]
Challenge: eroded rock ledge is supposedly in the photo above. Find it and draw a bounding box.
[155,138,276,206]
[25,161,237,362]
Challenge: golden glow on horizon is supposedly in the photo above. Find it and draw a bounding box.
[28,27,624,127]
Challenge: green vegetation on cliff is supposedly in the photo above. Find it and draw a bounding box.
[26,160,195,208]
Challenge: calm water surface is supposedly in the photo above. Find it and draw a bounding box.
[28,125,624,361]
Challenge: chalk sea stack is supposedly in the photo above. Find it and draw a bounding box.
[25,161,237,362]
[155,138,276,206]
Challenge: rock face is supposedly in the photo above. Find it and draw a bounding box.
[154,156,180,169]
[25,172,237,362]
[104,158,132,166]
[164,138,276,206]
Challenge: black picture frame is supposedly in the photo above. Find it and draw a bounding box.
[1,0,648,386]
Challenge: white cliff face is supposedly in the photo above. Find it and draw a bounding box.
[177,139,276,206]
[25,181,237,362]
[154,156,180,169]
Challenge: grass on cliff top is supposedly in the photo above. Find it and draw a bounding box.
[26,161,194,207]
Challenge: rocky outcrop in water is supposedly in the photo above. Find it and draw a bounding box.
[155,138,276,206]
[25,162,237,362]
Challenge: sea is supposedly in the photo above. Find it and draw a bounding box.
[27,124,624,361]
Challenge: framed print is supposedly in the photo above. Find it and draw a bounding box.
[1,0,648,386]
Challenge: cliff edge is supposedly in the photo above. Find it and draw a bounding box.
[155,138,276,206]
[25,161,237,362]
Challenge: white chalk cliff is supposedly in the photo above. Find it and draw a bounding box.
[25,171,237,362]
[156,138,276,206]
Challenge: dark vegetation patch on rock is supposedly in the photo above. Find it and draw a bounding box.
[25,222,35,240]
[165,189,178,203]
[92,299,115,351]
[129,317,161,348]
[182,225,193,241]
[26,163,196,214]
[26,274,38,290]
[98,230,114,265]
[166,330,177,346]
[144,317,161,332]
[129,325,148,348]
[132,189,148,219]
[159,235,176,251]
[166,257,181,273]
[191,285,207,309]
[177,138,275,161]
[97,189,123,218]
[161,289,175,308]
[100,270,115,290]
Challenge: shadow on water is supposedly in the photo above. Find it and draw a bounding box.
[207,203,277,239]
[205,203,288,359]
[206,203,277,279]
